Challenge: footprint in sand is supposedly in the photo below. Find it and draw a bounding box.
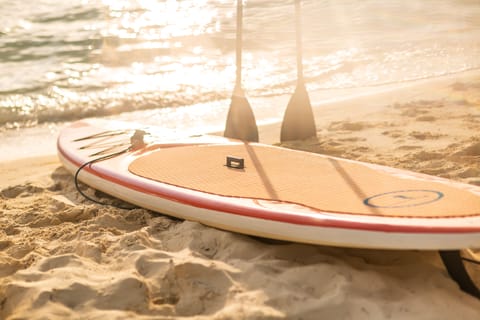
[382,130,404,138]
[416,115,437,122]
[38,254,80,272]
[400,108,429,117]
[394,100,444,118]
[328,121,369,132]
[0,255,23,277]
[162,261,234,316]
[1,184,44,198]
[454,141,480,156]
[338,137,367,142]
[409,131,444,140]
[396,145,422,151]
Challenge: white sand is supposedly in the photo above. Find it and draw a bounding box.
[1,71,480,319]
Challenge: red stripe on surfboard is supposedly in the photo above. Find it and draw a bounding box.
[57,139,480,234]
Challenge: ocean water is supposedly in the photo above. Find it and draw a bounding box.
[1,0,480,157]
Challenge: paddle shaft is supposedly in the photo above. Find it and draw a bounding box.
[223,0,259,142]
[295,0,303,81]
[235,0,243,89]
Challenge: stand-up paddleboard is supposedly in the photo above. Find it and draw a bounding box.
[57,119,480,250]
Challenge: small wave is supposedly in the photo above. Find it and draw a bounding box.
[0,89,230,129]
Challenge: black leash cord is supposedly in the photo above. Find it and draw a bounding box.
[74,147,133,209]
[440,250,480,299]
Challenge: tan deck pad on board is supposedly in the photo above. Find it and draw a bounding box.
[129,143,480,218]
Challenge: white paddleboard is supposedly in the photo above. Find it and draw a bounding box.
[57,119,480,250]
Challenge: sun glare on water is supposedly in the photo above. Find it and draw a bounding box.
[101,0,221,39]
[95,0,245,101]
[93,0,283,109]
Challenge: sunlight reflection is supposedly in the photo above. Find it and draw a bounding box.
[101,0,219,40]
[96,0,233,100]
[95,0,283,102]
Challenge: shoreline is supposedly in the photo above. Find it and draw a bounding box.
[1,68,479,162]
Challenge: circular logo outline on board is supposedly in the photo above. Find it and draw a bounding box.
[363,189,444,208]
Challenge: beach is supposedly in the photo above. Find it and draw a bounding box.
[1,71,480,319]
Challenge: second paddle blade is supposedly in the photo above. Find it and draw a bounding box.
[280,81,316,142]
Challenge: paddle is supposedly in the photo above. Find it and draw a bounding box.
[224,0,259,142]
[280,0,316,142]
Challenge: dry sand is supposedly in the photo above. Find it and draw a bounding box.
[1,71,480,319]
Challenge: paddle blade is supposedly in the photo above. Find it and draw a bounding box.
[280,81,316,142]
[224,94,259,142]
[223,94,258,142]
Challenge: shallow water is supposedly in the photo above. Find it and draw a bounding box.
[0,0,479,131]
